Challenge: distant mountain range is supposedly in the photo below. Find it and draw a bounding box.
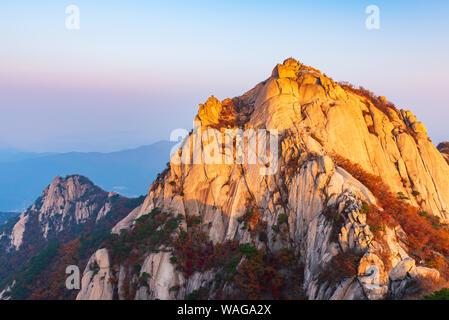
[0,149,55,163]
[0,212,19,226]
[0,141,175,211]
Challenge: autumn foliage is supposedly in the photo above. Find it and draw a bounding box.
[318,252,361,286]
[331,154,449,279]
[171,228,215,278]
[339,82,399,120]
[0,195,144,300]
[234,248,304,300]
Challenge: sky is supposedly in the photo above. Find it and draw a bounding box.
[0,0,448,152]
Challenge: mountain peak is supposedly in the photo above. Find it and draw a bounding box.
[76,59,449,301]
[3,175,111,251]
[40,175,104,211]
[271,57,303,78]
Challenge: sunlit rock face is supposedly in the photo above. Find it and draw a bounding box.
[78,58,449,300]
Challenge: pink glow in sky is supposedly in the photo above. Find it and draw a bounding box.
[0,0,448,152]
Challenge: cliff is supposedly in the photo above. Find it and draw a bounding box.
[78,58,449,300]
[0,175,143,299]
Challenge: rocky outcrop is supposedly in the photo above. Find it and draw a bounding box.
[0,175,144,299]
[438,142,449,164]
[9,212,29,250]
[196,96,237,128]
[0,281,15,300]
[0,175,111,251]
[389,257,440,299]
[37,175,110,238]
[79,58,448,300]
[77,249,114,300]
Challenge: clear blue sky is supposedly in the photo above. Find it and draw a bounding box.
[0,0,448,152]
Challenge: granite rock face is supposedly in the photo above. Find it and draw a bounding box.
[77,249,114,300]
[1,175,111,251]
[78,58,449,300]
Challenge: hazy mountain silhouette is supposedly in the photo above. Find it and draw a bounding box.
[0,212,19,225]
[0,148,55,163]
[0,141,175,211]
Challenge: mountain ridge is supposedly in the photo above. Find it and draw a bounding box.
[75,58,449,300]
[0,140,174,211]
[0,174,144,299]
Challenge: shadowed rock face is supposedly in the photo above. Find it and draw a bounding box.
[0,175,144,299]
[3,175,111,252]
[78,58,449,301]
[438,142,449,164]
[0,212,18,226]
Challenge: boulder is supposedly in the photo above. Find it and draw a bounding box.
[272,58,301,78]
[410,266,440,281]
[196,96,237,128]
[389,258,416,281]
[411,121,427,134]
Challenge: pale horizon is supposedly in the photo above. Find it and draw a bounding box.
[1,0,448,152]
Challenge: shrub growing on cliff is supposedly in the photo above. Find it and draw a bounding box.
[331,153,449,279]
[424,288,449,300]
[318,251,361,286]
[104,208,182,264]
[277,213,288,225]
[339,82,399,120]
[238,243,258,259]
[233,248,304,300]
[140,272,150,286]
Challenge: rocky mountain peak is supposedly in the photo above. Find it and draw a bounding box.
[191,59,449,222]
[2,175,111,251]
[37,175,104,209]
[0,175,144,300]
[272,57,303,78]
[34,175,108,234]
[77,58,449,301]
